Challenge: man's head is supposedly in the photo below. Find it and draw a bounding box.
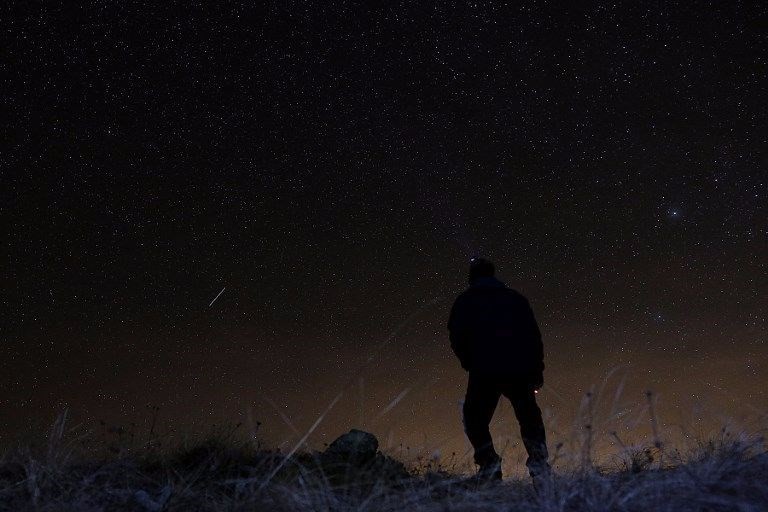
[469,257,495,283]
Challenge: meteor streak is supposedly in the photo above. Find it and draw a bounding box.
[208,287,226,307]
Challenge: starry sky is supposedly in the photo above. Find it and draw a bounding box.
[4,2,767,465]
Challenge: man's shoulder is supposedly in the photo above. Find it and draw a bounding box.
[453,287,527,309]
[451,291,470,308]
[450,290,475,311]
[463,285,524,297]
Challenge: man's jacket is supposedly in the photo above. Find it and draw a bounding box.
[447,276,544,384]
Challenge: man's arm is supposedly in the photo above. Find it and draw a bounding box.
[522,297,544,387]
[448,297,472,371]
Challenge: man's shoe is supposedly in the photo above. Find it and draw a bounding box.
[477,459,502,484]
[531,466,553,494]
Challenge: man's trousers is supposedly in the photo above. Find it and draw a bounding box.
[462,372,550,477]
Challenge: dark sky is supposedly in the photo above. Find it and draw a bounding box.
[4,2,767,464]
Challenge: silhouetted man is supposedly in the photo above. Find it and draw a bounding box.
[448,258,551,484]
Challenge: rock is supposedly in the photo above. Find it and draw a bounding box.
[317,429,411,487]
[369,452,410,482]
[324,429,379,463]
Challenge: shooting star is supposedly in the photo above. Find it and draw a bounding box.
[208,287,226,307]
[375,387,411,420]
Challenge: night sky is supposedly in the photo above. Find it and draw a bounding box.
[5,2,767,466]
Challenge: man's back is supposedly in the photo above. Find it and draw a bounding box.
[448,275,544,382]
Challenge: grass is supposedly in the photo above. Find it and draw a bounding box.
[1,408,766,511]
